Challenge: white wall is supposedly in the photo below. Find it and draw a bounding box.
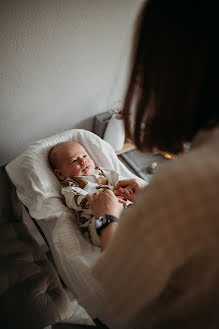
[0,0,142,166]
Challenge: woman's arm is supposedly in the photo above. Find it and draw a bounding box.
[100,221,118,251]
[90,156,219,328]
[87,189,123,250]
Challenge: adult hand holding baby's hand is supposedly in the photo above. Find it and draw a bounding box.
[114,185,134,201]
[87,190,123,219]
[114,178,145,202]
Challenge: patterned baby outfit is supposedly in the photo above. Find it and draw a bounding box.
[61,167,128,247]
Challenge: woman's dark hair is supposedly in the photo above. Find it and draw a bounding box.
[123,0,219,154]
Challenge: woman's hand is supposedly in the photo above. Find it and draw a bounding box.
[114,178,145,202]
[87,189,124,219]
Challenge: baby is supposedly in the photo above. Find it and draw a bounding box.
[49,141,133,246]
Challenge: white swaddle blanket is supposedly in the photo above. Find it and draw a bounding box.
[6,129,146,327]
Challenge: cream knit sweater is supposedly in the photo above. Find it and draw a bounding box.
[92,126,219,329]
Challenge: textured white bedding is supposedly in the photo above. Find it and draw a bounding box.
[6,129,146,326]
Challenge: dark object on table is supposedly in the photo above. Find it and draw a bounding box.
[146,165,154,175]
[120,149,169,182]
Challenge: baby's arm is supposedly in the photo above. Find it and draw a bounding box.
[61,185,90,212]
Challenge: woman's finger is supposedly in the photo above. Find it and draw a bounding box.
[127,185,133,192]
[114,179,131,190]
[124,189,130,196]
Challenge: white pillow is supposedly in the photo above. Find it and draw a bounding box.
[6,128,138,221]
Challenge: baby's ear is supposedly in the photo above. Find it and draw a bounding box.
[54,169,65,181]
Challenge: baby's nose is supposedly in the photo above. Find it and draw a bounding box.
[79,157,85,165]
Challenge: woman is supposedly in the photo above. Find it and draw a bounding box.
[87,1,219,328]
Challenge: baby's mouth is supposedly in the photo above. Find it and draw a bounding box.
[83,165,90,173]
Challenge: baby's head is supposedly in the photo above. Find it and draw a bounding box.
[49,141,95,180]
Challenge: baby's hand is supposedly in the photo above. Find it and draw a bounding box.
[114,185,134,201]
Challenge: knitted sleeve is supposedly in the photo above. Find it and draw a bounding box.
[92,149,219,327]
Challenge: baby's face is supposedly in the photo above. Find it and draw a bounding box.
[54,142,95,180]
